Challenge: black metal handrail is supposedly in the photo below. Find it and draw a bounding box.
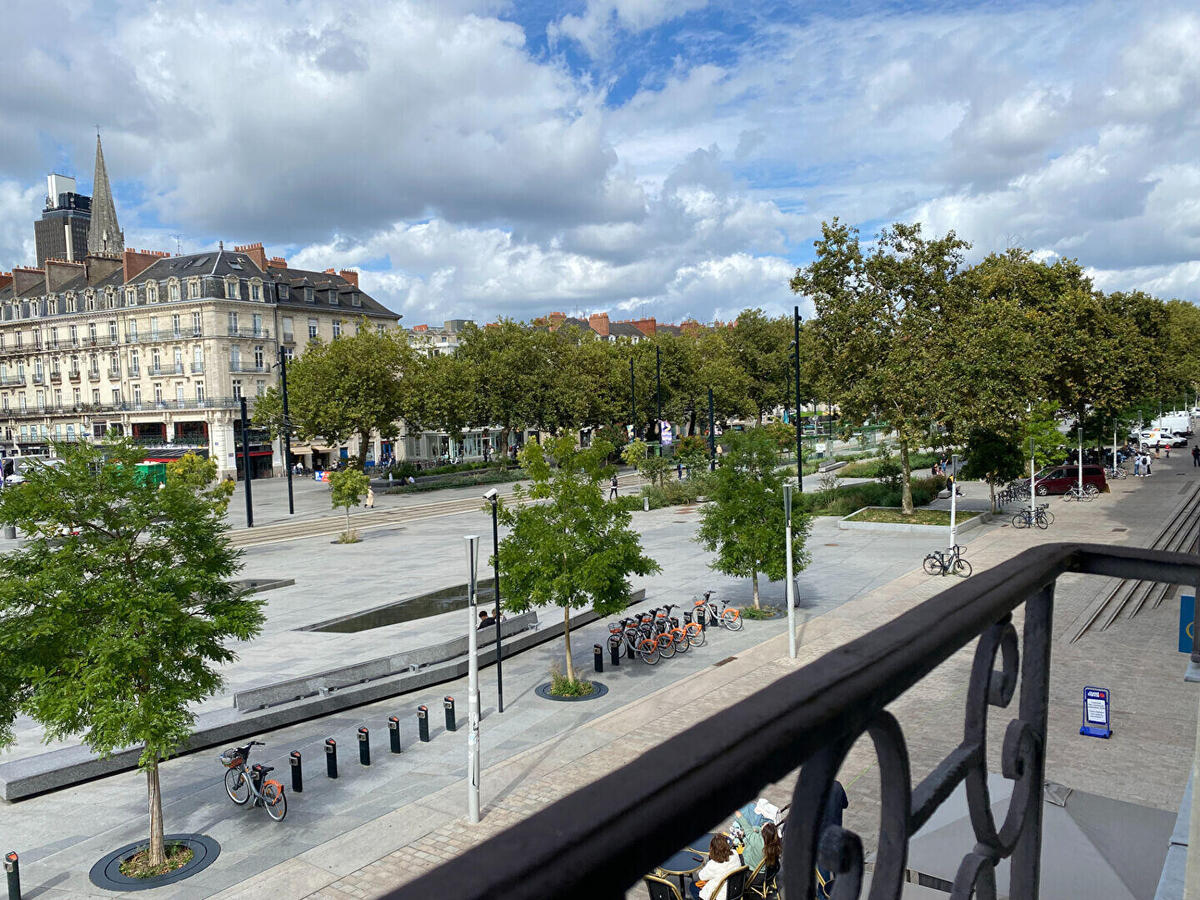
[387,543,1200,900]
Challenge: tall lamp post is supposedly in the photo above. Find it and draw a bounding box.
[655,346,662,457]
[239,395,254,528]
[784,482,796,659]
[464,534,481,824]
[793,306,803,491]
[629,357,636,442]
[484,488,504,713]
[277,346,294,516]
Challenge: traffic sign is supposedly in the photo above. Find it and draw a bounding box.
[1079,686,1112,739]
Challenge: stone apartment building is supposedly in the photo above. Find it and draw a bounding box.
[0,136,400,479]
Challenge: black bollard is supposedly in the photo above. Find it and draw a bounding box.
[697,607,707,632]
[609,640,620,667]
[444,696,456,732]
[418,705,430,742]
[388,716,402,753]
[325,738,338,779]
[593,643,603,673]
[289,751,303,793]
[358,727,371,766]
[5,851,19,900]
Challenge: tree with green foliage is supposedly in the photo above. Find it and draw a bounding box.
[621,438,671,488]
[960,428,1027,511]
[792,220,968,514]
[724,309,791,423]
[254,322,416,470]
[496,436,660,684]
[0,441,262,868]
[1019,403,1072,470]
[453,320,540,459]
[329,468,370,541]
[696,428,811,608]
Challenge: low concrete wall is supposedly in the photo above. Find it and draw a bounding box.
[234,611,538,710]
[837,508,991,535]
[0,589,645,800]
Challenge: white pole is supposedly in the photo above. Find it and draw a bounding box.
[950,453,958,550]
[1078,427,1084,495]
[1030,438,1036,520]
[1113,426,1117,471]
[784,482,796,659]
[464,534,481,824]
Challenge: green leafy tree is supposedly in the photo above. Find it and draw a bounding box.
[496,436,660,683]
[621,438,671,488]
[329,468,370,541]
[255,322,416,470]
[452,320,540,458]
[792,220,968,513]
[960,428,1027,511]
[1019,404,1072,470]
[0,440,262,867]
[725,309,791,423]
[696,428,811,608]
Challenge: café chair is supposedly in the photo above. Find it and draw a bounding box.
[644,873,686,900]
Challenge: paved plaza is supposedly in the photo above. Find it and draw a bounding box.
[2,458,1197,898]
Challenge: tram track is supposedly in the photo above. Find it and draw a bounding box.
[1068,480,1200,643]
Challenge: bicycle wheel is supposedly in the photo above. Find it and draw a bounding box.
[1085,484,1099,499]
[637,638,659,665]
[1011,513,1028,529]
[684,621,705,648]
[607,634,623,659]
[722,608,743,631]
[656,633,676,659]
[669,627,689,653]
[224,768,250,806]
[1040,509,1055,525]
[1035,513,1049,530]
[262,783,287,822]
[953,558,973,578]
[923,554,941,576]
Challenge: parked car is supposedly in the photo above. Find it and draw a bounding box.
[1032,464,1109,496]
[1137,430,1187,449]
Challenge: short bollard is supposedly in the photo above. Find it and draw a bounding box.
[609,640,620,667]
[417,705,430,742]
[289,751,303,793]
[5,851,19,900]
[593,643,603,673]
[358,727,371,766]
[697,607,707,632]
[444,696,456,732]
[388,716,402,753]
[325,738,338,779]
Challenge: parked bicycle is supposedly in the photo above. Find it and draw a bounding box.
[1063,484,1099,502]
[220,740,287,821]
[608,616,669,665]
[694,590,743,631]
[1104,465,1127,480]
[1011,504,1054,530]
[923,544,972,578]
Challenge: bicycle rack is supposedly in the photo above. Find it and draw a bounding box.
[325,738,338,779]
[389,716,403,753]
[5,850,19,900]
[289,751,303,793]
[358,727,371,766]
[418,705,430,742]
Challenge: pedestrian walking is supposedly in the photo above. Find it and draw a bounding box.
[365,486,375,509]
[1134,455,1142,477]
[1144,452,1153,476]
[609,474,619,500]
[1191,445,1199,467]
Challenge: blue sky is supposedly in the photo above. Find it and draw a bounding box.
[1,0,1199,325]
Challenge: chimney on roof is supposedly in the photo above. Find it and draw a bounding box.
[680,319,702,336]
[123,248,167,282]
[325,267,337,275]
[45,258,86,292]
[547,311,566,331]
[12,267,45,296]
[339,269,359,287]
[234,242,268,271]
[631,317,656,337]
[588,312,610,337]
[267,256,288,268]
[0,272,13,292]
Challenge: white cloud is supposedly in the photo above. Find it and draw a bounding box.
[550,0,709,58]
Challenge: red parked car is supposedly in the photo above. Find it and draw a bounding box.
[1033,464,1108,496]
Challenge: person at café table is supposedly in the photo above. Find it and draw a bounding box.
[690,833,741,900]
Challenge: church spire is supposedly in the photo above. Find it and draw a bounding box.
[87,133,124,257]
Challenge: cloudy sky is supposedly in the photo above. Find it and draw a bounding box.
[1,0,1198,325]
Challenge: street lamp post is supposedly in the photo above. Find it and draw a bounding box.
[239,395,254,528]
[485,488,504,713]
[794,306,803,491]
[277,346,294,516]
[950,453,958,550]
[708,387,716,472]
[784,482,796,659]
[629,357,636,442]
[655,346,662,457]
[464,534,481,824]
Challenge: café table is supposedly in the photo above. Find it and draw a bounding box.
[652,833,718,895]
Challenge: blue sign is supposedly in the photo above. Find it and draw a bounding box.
[1181,595,1196,654]
[1080,686,1112,739]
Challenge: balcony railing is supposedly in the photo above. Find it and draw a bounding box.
[227,326,270,339]
[191,362,205,373]
[229,362,268,373]
[391,543,1200,900]
[86,370,101,382]
[0,397,241,416]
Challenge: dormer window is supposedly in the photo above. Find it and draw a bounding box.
[126,288,136,306]
[188,278,201,299]
[146,282,158,303]
[226,277,240,300]
[304,286,314,303]
[250,280,261,301]
[329,289,339,306]
[168,279,180,301]
[85,292,95,312]
[351,292,361,307]
[278,284,289,300]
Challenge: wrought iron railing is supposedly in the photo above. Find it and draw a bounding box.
[388,543,1200,900]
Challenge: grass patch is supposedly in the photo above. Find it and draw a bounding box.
[337,530,362,543]
[549,671,594,697]
[119,843,194,879]
[382,469,525,494]
[844,507,982,525]
[795,475,947,517]
[740,605,781,620]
